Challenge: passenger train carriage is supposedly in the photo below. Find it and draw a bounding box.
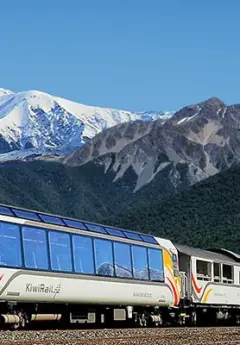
[0,204,239,329]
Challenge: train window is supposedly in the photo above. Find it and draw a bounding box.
[22,227,49,270]
[12,209,40,222]
[123,231,142,241]
[39,214,65,226]
[49,231,72,272]
[105,227,126,238]
[131,245,149,280]
[148,248,164,281]
[222,264,234,284]
[0,222,22,267]
[0,206,13,216]
[140,235,158,244]
[214,263,221,282]
[72,235,94,274]
[63,219,87,230]
[113,242,133,278]
[172,253,179,276]
[94,239,114,276]
[196,260,212,281]
[85,223,107,234]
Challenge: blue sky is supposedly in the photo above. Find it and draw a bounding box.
[1,0,240,111]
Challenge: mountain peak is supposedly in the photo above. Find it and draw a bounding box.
[201,97,225,107]
[65,94,240,191]
[0,88,173,161]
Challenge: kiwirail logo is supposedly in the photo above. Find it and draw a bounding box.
[26,283,61,298]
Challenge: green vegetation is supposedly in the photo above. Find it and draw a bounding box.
[1,160,240,252]
[0,160,140,221]
[107,166,240,252]
[0,160,179,221]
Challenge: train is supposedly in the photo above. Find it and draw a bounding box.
[0,203,239,329]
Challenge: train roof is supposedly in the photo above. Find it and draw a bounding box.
[0,203,159,245]
[175,244,238,265]
[209,248,240,263]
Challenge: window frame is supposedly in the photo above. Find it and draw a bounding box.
[113,240,133,279]
[48,230,73,273]
[12,209,41,222]
[213,262,221,283]
[105,227,126,238]
[0,220,165,284]
[0,206,163,245]
[123,231,142,241]
[140,234,158,245]
[71,233,95,275]
[22,226,50,270]
[0,206,14,216]
[131,244,150,281]
[84,223,108,234]
[196,259,212,281]
[147,247,165,282]
[38,214,65,226]
[0,221,23,269]
[222,263,234,284]
[93,237,115,277]
[63,218,87,231]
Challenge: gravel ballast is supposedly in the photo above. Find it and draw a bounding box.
[0,327,240,345]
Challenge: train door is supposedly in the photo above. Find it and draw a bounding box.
[178,252,191,301]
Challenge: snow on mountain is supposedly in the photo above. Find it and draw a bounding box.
[0,88,174,161]
[0,88,14,98]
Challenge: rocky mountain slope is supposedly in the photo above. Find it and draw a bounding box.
[65,97,240,191]
[0,88,173,161]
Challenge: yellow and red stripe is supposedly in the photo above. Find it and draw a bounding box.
[191,274,202,294]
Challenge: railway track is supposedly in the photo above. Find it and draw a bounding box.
[1,327,240,345]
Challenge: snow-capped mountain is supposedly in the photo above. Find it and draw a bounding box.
[0,88,174,161]
[0,88,13,97]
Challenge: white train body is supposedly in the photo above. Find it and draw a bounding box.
[0,268,175,306]
[190,256,240,306]
[0,211,180,312]
[177,244,240,309]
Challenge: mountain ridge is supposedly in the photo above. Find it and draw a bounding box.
[0,88,173,161]
[65,96,239,191]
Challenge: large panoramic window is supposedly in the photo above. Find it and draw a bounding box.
[72,235,94,274]
[0,222,22,267]
[131,245,149,280]
[113,242,132,278]
[22,227,49,269]
[49,231,72,272]
[148,248,164,281]
[94,238,114,276]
